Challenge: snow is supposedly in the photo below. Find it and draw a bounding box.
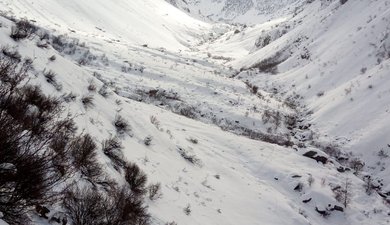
[0,0,389,224]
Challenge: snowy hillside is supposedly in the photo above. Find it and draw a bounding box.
[167,0,305,24]
[202,0,390,189]
[0,0,390,225]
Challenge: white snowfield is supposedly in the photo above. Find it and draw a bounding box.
[0,0,389,225]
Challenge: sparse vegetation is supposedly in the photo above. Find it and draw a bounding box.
[147,182,162,201]
[102,136,125,169]
[10,19,37,41]
[124,162,148,196]
[333,179,352,208]
[114,115,131,134]
[98,84,110,98]
[69,134,102,179]
[0,51,74,224]
[183,204,191,216]
[63,184,150,225]
[177,146,202,166]
[81,95,95,108]
[43,69,63,91]
[144,135,153,146]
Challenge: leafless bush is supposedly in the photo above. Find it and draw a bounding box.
[10,19,37,41]
[349,158,364,174]
[144,136,153,146]
[244,81,258,94]
[1,46,21,62]
[249,51,287,74]
[63,184,150,225]
[187,137,198,144]
[62,92,77,103]
[51,35,66,51]
[363,175,375,195]
[183,204,191,216]
[165,222,177,225]
[150,115,161,129]
[174,104,198,119]
[87,79,97,92]
[81,95,94,108]
[307,174,314,187]
[124,162,148,196]
[317,91,325,97]
[102,136,125,169]
[177,147,202,166]
[0,54,74,224]
[98,84,110,98]
[114,115,131,134]
[49,55,56,61]
[147,182,162,201]
[333,179,352,208]
[70,134,102,179]
[43,69,63,91]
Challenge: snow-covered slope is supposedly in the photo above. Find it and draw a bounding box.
[204,0,390,194]
[0,0,210,50]
[168,0,305,24]
[0,0,389,225]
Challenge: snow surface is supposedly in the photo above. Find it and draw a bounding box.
[0,0,389,224]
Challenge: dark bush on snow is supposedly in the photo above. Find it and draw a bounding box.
[43,69,63,91]
[63,184,150,225]
[114,114,131,134]
[1,46,21,62]
[69,134,102,179]
[147,182,162,201]
[124,162,148,196]
[10,19,37,41]
[81,95,94,108]
[0,52,75,224]
[102,136,126,170]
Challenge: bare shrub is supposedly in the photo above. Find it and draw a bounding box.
[150,115,161,129]
[187,137,198,144]
[363,175,375,195]
[87,81,97,92]
[333,179,352,208]
[1,46,21,62]
[10,19,37,41]
[0,54,74,224]
[144,136,153,146]
[70,134,102,179]
[102,136,125,169]
[165,222,177,225]
[183,204,191,216]
[124,162,148,196]
[43,69,63,91]
[147,182,162,201]
[62,92,77,103]
[177,147,202,166]
[307,174,315,187]
[49,55,56,61]
[244,81,258,94]
[174,104,197,119]
[349,158,364,174]
[81,95,94,108]
[114,115,131,134]
[98,84,110,98]
[249,51,287,74]
[317,91,325,97]
[63,184,150,225]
